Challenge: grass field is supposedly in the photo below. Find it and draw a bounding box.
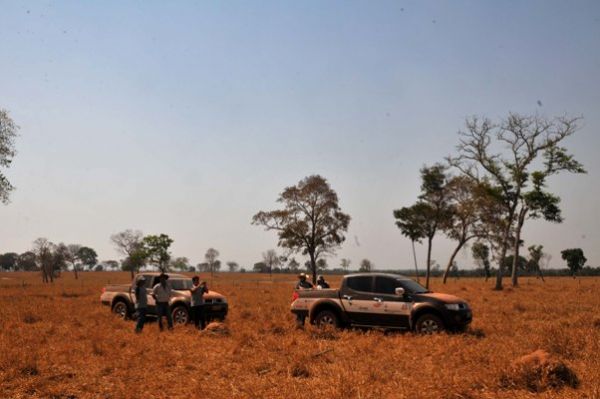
[0,272,598,399]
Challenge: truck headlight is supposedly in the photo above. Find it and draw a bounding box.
[444,303,460,311]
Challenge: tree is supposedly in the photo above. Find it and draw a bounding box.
[526,245,545,281]
[253,262,268,273]
[252,175,350,284]
[143,234,173,272]
[441,176,490,283]
[110,229,144,279]
[226,261,239,273]
[262,249,280,277]
[393,205,425,283]
[33,238,67,282]
[288,258,300,273]
[0,252,18,271]
[359,259,373,272]
[66,244,82,279]
[77,246,98,271]
[0,109,18,204]
[121,248,146,274]
[17,251,37,271]
[104,260,119,271]
[204,248,220,277]
[471,242,491,281]
[448,113,585,289]
[340,258,351,273]
[317,258,328,272]
[561,248,586,277]
[170,257,189,271]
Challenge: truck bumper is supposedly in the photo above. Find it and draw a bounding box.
[442,309,472,330]
[205,303,228,320]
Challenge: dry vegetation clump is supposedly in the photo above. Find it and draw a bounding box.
[202,321,231,336]
[0,272,598,398]
[500,349,579,392]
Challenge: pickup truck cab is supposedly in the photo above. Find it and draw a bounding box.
[100,273,228,324]
[291,273,471,333]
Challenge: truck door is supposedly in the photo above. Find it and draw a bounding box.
[145,276,157,313]
[340,276,377,325]
[373,276,411,328]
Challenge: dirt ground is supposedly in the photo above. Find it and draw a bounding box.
[0,272,598,399]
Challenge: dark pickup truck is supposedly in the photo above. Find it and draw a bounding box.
[291,273,472,333]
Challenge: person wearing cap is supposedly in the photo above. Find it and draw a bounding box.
[294,273,313,328]
[190,276,208,330]
[134,276,148,333]
[152,273,174,331]
[316,275,330,289]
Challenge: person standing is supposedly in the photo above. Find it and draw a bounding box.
[190,276,208,330]
[294,273,313,329]
[134,276,148,333]
[152,273,174,331]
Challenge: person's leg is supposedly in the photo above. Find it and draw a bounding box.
[191,306,200,329]
[166,304,174,330]
[157,303,165,331]
[135,308,146,332]
[199,305,206,330]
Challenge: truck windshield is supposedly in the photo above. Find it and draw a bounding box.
[397,279,429,294]
[170,279,193,290]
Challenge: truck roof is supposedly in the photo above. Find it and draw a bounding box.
[139,272,188,279]
[344,272,412,280]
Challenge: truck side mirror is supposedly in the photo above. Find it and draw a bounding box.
[395,287,405,296]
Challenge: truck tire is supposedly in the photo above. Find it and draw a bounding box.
[415,313,444,334]
[314,310,339,328]
[112,300,129,320]
[171,305,189,325]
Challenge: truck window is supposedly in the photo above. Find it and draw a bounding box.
[374,277,400,295]
[346,276,373,292]
[170,279,192,290]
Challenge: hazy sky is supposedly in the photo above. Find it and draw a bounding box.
[1,1,599,270]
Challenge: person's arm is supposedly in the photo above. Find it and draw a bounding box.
[151,285,157,300]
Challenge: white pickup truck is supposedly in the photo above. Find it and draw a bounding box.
[100,272,228,324]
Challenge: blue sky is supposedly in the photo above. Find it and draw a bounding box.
[1,1,599,270]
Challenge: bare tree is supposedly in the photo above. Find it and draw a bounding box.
[205,248,220,277]
[110,229,144,279]
[340,258,351,274]
[448,114,584,289]
[262,249,280,277]
[0,108,18,204]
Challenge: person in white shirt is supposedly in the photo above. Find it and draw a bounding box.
[152,273,173,331]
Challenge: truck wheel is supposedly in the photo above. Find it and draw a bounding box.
[314,310,339,328]
[172,306,189,325]
[415,313,444,334]
[112,300,129,320]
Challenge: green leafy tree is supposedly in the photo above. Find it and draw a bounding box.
[78,246,98,271]
[527,245,545,281]
[0,252,18,271]
[253,262,268,273]
[169,256,189,271]
[17,251,37,271]
[448,113,585,289]
[471,242,491,281]
[394,164,452,289]
[143,234,173,272]
[121,248,147,275]
[0,109,18,204]
[561,248,586,277]
[317,258,328,272]
[104,260,119,271]
[252,175,350,284]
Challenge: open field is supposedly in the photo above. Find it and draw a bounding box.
[1,272,599,399]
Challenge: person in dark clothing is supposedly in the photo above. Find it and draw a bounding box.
[190,276,208,330]
[134,276,148,333]
[316,275,330,289]
[295,273,313,328]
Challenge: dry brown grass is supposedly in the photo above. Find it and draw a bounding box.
[1,272,599,398]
